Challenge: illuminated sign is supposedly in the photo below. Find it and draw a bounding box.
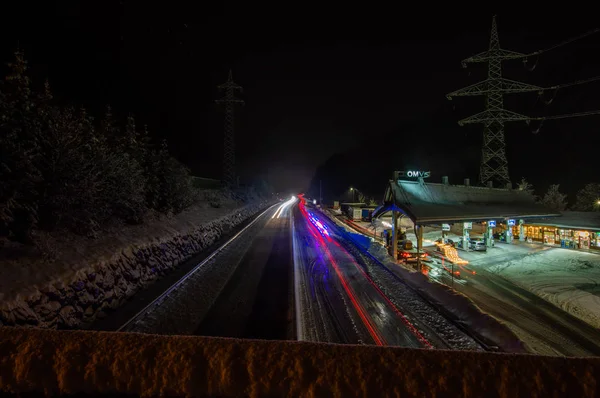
[488,220,496,228]
[463,222,472,230]
[442,224,451,231]
[397,170,431,179]
[507,219,516,226]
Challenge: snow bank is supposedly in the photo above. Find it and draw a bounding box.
[0,328,598,397]
[323,210,527,353]
[0,199,271,329]
[494,249,600,329]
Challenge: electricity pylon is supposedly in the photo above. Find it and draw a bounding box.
[447,16,542,186]
[216,69,244,186]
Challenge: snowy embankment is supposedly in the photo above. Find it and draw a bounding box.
[0,196,271,329]
[0,328,598,397]
[493,249,600,329]
[325,211,526,353]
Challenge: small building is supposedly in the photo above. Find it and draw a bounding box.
[340,202,366,220]
[510,211,600,251]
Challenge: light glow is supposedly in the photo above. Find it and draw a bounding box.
[272,196,297,219]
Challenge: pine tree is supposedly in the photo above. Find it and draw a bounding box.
[517,177,534,195]
[146,139,194,213]
[541,184,568,212]
[573,183,600,211]
[99,105,121,148]
[139,124,153,158]
[0,50,41,243]
[124,114,137,154]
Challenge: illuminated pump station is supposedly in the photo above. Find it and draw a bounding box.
[371,171,560,265]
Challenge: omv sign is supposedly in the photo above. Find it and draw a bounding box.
[398,170,431,178]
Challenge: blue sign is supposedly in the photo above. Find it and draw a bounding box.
[507,219,516,226]
[488,220,496,228]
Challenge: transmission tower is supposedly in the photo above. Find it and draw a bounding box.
[447,16,543,186]
[216,69,244,186]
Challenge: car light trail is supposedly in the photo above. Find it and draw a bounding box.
[331,239,433,349]
[272,196,297,219]
[299,201,385,346]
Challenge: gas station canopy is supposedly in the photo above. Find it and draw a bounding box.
[372,179,560,225]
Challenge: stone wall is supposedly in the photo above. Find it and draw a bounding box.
[0,200,271,329]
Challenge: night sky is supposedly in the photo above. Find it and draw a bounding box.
[1,5,599,203]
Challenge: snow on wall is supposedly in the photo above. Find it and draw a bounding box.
[0,328,598,397]
[0,200,270,329]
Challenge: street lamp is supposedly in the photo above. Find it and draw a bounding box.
[350,187,355,202]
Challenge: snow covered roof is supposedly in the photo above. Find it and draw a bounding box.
[373,180,560,224]
[529,211,600,231]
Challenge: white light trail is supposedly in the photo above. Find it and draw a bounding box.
[272,196,297,218]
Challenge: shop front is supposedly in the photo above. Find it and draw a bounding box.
[521,223,600,251]
[593,232,600,250]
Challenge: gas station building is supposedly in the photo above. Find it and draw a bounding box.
[372,172,560,257]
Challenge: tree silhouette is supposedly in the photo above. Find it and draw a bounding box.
[573,183,600,212]
[0,50,199,243]
[0,50,41,243]
[517,177,535,197]
[541,184,568,212]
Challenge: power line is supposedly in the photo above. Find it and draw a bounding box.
[463,27,599,65]
[529,28,600,58]
[547,75,600,91]
[448,17,600,186]
[534,109,600,122]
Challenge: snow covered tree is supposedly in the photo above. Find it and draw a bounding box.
[123,114,138,154]
[146,140,195,213]
[541,184,568,212]
[357,191,367,204]
[517,177,535,196]
[99,105,121,148]
[0,50,41,243]
[1,50,196,240]
[573,183,600,211]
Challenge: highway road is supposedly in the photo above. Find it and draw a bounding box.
[293,198,429,348]
[196,196,430,348]
[196,197,296,340]
[421,245,600,356]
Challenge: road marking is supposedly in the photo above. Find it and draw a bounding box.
[291,209,306,341]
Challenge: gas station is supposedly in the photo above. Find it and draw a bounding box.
[372,171,560,264]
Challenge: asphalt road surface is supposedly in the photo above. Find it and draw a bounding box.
[294,199,429,348]
[197,197,429,348]
[196,199,295,339]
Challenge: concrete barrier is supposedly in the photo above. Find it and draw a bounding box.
[0,328,598,397]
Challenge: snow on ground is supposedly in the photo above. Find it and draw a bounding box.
[0,191,244,301]
[1,327,598,397]
[492,248,600,329]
